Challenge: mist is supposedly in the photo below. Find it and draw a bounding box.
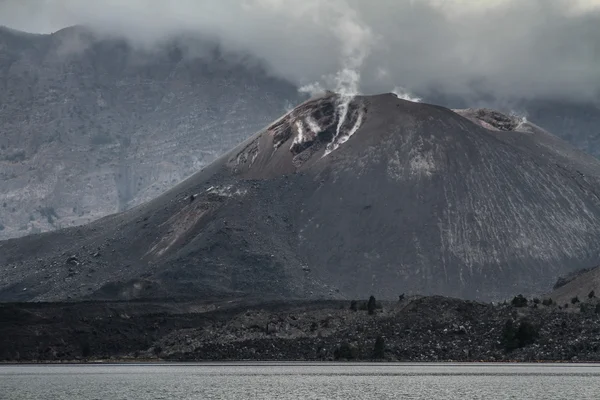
[1,0,599,102]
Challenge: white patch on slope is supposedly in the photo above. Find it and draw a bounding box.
[206,185,247,197]
[291,120,307,149]
[305,116,323,134]
[387,150,404,180]
[324,98,351,155]
[337,109,364,146]
[387,134,436,180]
[323,103,364,156]
[409,150,436,177]
[510,111,530,132]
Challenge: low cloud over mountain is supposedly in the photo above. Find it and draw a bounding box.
[1,0,599,102]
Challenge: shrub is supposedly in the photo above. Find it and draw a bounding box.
[350,300,358,312]
[533,298,540,305]
[589,290,595,299]
[515,320,539,347]
[80,341,91,358]
[542,298,553,306]
[501,319,539,351]
[373,336,385,359]
[511,295,528,308]
[501,319,518,351]
[571,296,580,304]
[595,304,600,314]
[367,296,377,315]
[334,343,358,360]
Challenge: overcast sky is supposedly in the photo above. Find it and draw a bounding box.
[1,0,599,102]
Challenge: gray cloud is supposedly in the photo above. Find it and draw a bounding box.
[1,0,599,102]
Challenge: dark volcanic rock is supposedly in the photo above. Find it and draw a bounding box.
[2,93,600,302]
[455,108,522,131]
[2,297,600,362]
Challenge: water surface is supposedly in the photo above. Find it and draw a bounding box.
[2,362,599,399]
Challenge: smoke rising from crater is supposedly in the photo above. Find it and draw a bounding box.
[1,0,600,102]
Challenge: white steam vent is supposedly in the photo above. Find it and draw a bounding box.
[392,86,422,103]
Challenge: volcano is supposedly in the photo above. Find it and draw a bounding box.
[2,93,600,302]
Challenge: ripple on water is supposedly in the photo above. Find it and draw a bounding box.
[1,363,600,400]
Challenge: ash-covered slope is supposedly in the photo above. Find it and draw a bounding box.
[549,266,600,306]
[2,93,600,302]
[0,25,298,240]
[514,100,600,159]
[427,95,600,161]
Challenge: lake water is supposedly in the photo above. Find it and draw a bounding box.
[1,363,599,399]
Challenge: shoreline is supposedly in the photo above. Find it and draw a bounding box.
[3,359,600,365]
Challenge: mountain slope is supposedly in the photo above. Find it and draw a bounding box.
[549,266,600,306]
[2,25,600,245]
[0,25,299,239]
[512,100,600,160]
[427,95,600,160]
[2,93,600,302]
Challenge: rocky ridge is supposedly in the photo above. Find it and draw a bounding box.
[2,296,599,362]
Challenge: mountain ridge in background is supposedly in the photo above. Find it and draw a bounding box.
[0,25,300,240]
